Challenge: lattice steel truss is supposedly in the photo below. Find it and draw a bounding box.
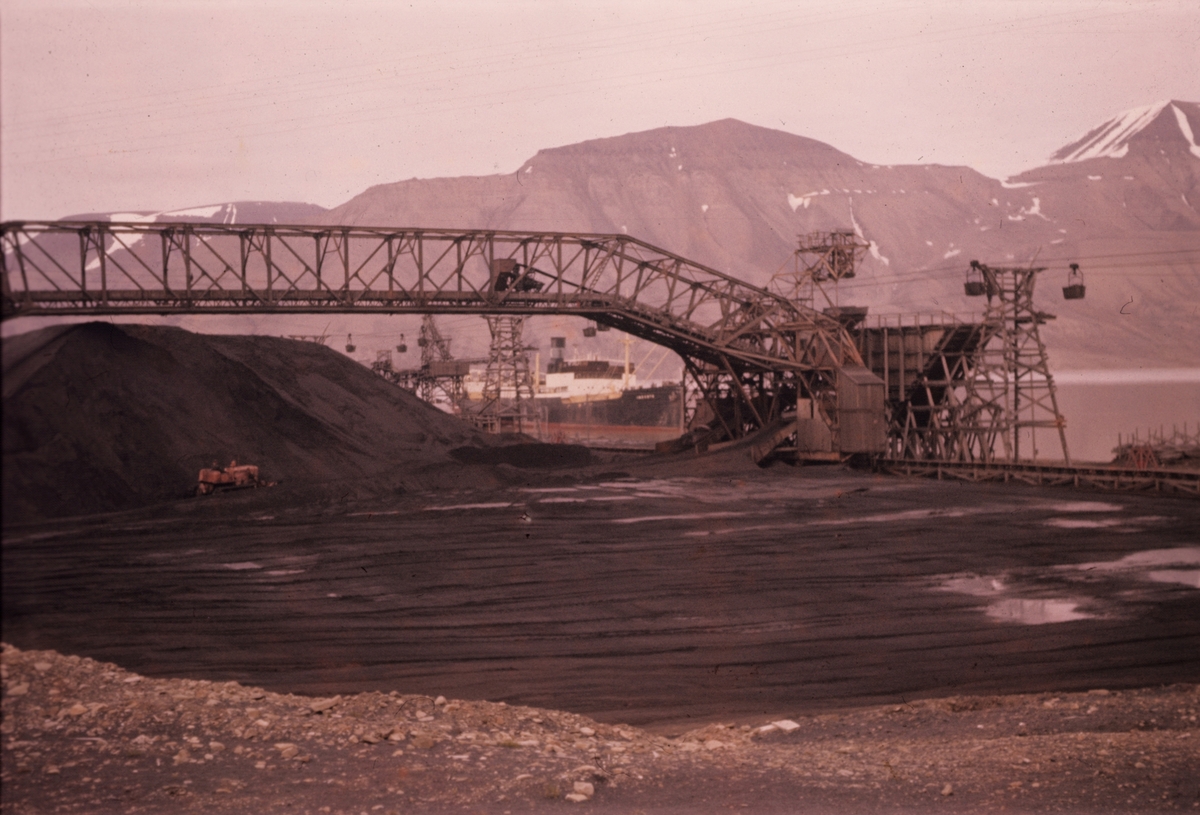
[777,231,870,310]
[858,316,996,461]
[962,262,1070,464]
[414,315,465,405]
[1,221,868,446]
[855,263,1069,464]
[473,316,537,434]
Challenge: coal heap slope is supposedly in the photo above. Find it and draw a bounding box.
[2,323,491,524]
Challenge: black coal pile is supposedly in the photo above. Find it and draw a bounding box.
[2,322,525,524]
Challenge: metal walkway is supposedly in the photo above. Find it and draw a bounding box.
[877,459,1199,497]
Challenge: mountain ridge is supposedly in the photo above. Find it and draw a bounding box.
[17,103,1200,369]
[1048,100,1200,164]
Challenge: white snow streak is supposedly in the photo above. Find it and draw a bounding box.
[1007,197,1049,222]
[166,204,223,219]
[848,199,889,266]
[1170,104,1200,158]
[85,212,156,270]
[786,190,827,211]
[1051,100,1169,164]
[943,248,961,259]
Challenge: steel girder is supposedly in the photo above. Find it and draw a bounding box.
[2,221,865,439]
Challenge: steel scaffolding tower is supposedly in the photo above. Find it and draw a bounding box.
[777,231,871,311]
[474,316,537,434]
[414,315,466,406]
[855,262,1069,465]
[961,262,1070,464]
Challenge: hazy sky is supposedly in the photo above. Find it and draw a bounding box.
[2,0,1198,220]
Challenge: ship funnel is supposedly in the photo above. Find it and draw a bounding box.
[549,337,566,373]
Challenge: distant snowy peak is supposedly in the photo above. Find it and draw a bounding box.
[1049,100,1200,164]
[96,201,327,226]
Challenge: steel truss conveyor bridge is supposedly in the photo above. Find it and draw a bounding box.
[0,220,885,454]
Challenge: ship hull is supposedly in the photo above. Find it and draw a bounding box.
[535,384,684,447]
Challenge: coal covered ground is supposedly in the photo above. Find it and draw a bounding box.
[3,322,1198,735]
[4,464,1198,734]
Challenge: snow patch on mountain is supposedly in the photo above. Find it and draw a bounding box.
[787,191,827,211]
[108,212,158,224]
[167,204,224,219]
[89,212,158,270]
[1007,197,1049,223]
[1170,104,1200,158]
[849,200,889,266]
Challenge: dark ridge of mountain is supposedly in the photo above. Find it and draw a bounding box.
[6,107,1197,369]
[322,119,1029,286]
[320,112,1199,368]
[1,323,496,524]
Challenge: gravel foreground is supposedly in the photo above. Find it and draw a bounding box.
[2,644,1197,814]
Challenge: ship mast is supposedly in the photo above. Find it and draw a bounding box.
[622,334,633,387]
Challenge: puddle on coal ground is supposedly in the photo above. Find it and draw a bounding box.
[1064,546,1200,590]
[1043,515,1169,531]
[986,599,1092,624]
[1039,501,1127,513]
[938,575,1094,625]
[1148,570,1200,589]
[613,511,752,524]
[938,547,1200,624]
[422,501,514,511]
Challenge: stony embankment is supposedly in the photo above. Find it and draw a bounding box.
[2,643,1197,813]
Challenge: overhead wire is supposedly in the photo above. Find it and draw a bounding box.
[830,246,1200,290]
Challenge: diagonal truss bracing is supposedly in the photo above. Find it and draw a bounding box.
[2,220,869,443]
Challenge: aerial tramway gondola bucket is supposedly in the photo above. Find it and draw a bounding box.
[397,333,407,353]
[345,334,356,353]
[1062,263,1086,300]
[964,260,987,297]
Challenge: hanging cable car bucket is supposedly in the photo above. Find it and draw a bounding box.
[964,261,987,297]
[1062,263,1086,300]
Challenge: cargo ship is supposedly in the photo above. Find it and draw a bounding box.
[534,337,684,447]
